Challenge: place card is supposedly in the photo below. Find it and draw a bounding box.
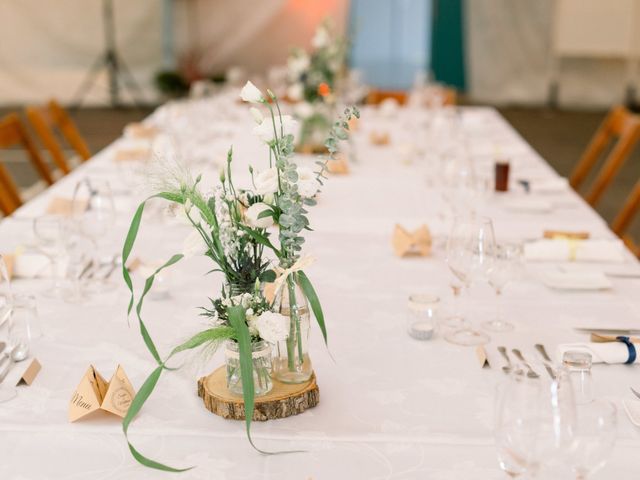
[543,230,590,240]
[124,123,159,139]
[1,253,15,280]
[370,131,390,146]
[326,154,349,174]
[69,365,135,422]
[476,346,491,369]
[16,358,41,386]
[392,224,432,257]
[114,147,151,163]
[46,197,88,216]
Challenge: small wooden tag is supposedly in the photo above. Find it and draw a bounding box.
[392,224,432,257]
[114,148,151,163]
[16,358,41,386]
[124,123,159,139]
[476,346,490,369]
[69,365,135,422]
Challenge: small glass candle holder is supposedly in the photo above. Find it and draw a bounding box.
[407,294,439,340]
[562,350,593,405]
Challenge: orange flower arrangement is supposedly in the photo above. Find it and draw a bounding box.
[317,82,331,97]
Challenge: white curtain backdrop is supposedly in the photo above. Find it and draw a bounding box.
[465,0,637,108]
[0,0,349,106]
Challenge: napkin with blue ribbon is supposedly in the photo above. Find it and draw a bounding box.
[557,338,638,365]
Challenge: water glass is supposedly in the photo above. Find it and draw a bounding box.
[407,294,439,340]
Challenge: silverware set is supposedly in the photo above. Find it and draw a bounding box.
[0,341,26,384]
[496,344,556,379]
[78,255,121,281]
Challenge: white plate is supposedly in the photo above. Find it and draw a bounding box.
[540,270,612,291]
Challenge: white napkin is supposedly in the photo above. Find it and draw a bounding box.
[13,253,51,278]
[539,270,611,290]
[529,177,569,194]
[524,239,626,263]
[556,342,638,364]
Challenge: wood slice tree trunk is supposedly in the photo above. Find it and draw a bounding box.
[197,367,319,421]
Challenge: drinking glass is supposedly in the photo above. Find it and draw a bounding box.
[444,215,493,346]
[570,399,617,479]
[63,234,97,304]
[494,375,543,477]
[483,244,522,332]
[8,299,32,361]
[0,254,13,326]
[33,215,69,298]
[71,178,116,242]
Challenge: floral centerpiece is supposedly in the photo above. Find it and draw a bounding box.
[286,19,347,152]
[120,81,358,471]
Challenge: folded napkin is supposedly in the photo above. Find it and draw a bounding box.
[524,239,626,263]
[529,177,569,194]
[2,252,51,279]
[557,341,638,364]
[543,230,590,240]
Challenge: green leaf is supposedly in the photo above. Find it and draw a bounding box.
[259,269,276,283]
[122,366,193,472]
[297,271,327,346]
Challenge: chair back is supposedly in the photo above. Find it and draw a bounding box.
[0,162,21,215]
[570,106,640,206]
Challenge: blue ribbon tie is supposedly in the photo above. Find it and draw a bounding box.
[616,336,637,365]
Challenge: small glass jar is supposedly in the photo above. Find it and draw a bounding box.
[225,340,273,397]
[562,350,593,405]
[407,294,439,340]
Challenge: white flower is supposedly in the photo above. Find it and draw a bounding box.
[287,83,303,101]
[255,311,290,343]
[294,102,314,119]
[182,230,208,258]
[249,107,263,124]
[297,166,320,198]
[312,26,330,49]
[184,198,193,214]
[239,81,264,103]
[254,168,279,195]
[252,114,298,144]
[245,202,274,229]
[287,52,310,77]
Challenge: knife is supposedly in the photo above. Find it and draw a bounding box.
[574,327,640,335]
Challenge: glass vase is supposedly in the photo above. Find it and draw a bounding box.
[224,340,273,397]
[272,277,313,384]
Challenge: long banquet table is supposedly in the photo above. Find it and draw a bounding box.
[1,93,640,479]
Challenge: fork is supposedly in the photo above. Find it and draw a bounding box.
[512,349,540,379]
[631,387,640,400]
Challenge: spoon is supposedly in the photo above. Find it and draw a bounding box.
[0,345,28,383]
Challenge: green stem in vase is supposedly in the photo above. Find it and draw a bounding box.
[286,275,300,372]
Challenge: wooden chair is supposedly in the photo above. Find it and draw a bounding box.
[611,179,640,255]
[0,163,21,215]
[25,99,91,175]
[0,112,54,184]
[570,105,640,206]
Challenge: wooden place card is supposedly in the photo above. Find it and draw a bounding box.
[476,346,491,369]
[326,155,349,175]
[543,230,590,240]
[17,358,41,386]
[370,131,390,146]
[69,365,135,422]
[392,224,432,257]
[124,123,159,139]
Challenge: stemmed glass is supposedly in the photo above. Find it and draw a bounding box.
[483,244,522,332]
[569,400,617,479]
[32,215,69,298]
[444,215,493,346]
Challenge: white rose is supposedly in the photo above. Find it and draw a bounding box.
[296,166,320,198]
[239,81,264,104]
[287,83,303,101]
[294,102,314,119]
[249,107,263,124]
[182,230,208,258]
[245,202,274,229]
[311,26,330,49]
[254,168,279,195]
[252,114,298,144]
[255,311,290,343]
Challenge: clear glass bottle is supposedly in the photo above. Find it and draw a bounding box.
[271,278,312,384]
[224,340,273,397]
[562,350,594,405]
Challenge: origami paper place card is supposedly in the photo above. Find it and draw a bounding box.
[124,122,159,140]
[476,346,491,369]
[326,154,349,175]
[392,224,432,257]
[16,358,41,386]
[114,147,151,163]
[69,365,135,422]
[46,197,88,216]
[370,131,390,146]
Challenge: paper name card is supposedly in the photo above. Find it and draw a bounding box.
[326,155,349,175]
[69,365,135,422]
[17,358,41,385]
[114,147,151,163]
[1,253,15,280]
[476,346,491,369]
[370,131,390,146]
[392,224,432,257]
[46,197,88,216]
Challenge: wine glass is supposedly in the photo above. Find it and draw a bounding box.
[569,400,617,479]
[71,178,116,242]
[0,254,13,326]
[444,215,493,346]
[32,215,70,298]
[483,244,522,332]
[494,375,543,477]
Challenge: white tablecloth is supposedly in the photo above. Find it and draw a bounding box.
[1,95,639,479]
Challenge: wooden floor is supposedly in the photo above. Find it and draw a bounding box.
[0,105,638,239]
